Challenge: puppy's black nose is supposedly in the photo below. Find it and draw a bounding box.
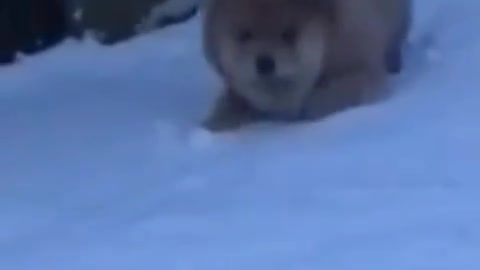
[255,54,276,76]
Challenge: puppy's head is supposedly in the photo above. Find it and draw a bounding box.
[205,0,336,116]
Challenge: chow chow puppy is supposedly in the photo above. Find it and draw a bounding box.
[201,0,412,132]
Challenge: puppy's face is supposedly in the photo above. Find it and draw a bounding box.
[210,0,334,116]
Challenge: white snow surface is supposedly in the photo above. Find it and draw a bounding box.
[1,0,480,269]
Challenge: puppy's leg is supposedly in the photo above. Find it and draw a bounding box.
[385,45,403,74]
[386,4,412,74]
[302,65,388,120]
[202,89,260,132]
[385,27,409,74]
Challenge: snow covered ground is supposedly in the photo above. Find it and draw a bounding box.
[1,0,480,269]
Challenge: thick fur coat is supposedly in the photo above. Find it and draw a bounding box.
[201,0,412,131]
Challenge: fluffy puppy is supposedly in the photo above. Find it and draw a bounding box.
[201,0,412,132]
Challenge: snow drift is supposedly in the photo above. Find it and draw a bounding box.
[1,0,480,269]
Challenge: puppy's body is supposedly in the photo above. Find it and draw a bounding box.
[202,0,412,131]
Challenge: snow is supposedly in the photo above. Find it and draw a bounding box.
[1,0,480,269]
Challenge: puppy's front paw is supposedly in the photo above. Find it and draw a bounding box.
[202,90,259,132]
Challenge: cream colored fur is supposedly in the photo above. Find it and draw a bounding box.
[201,0,411,132]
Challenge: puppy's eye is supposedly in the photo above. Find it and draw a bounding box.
[281,28,297,44]
[237,30,253,42]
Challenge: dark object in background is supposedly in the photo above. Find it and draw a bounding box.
[78,0,199,45]
[0,0,72,65]
[0,0,199,66]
